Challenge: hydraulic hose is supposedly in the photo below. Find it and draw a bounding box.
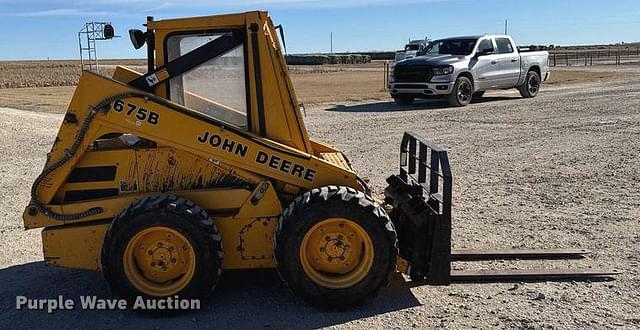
[30,92,149,221]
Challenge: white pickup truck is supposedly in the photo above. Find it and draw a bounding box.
[389,35,550,107]
[395,39,430,61]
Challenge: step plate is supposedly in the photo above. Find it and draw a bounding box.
[451,248,591,261]
[450,268,620,283]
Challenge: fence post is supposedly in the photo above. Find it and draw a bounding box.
[617,51,620,65]
[585,52,587,66]
[553,53,556,66]
[383,61,389,90]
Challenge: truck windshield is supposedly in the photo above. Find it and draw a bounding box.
[421,38,478,56]
[405,44,420,51]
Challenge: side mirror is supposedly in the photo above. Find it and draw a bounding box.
[129,29,147,50]
[476,47,494,57]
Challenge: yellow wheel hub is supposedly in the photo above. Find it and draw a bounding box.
[123,226,196,296]
[299,218,374,289]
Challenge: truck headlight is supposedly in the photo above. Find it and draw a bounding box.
[433,66,454,76]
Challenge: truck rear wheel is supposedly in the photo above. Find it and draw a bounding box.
[447,76,473,107]
[274,186,397,308]
[519,70,541,98]
[393,95,415,105]
[101,195,223,303]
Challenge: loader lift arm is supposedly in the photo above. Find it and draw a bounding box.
[385,132,619,284]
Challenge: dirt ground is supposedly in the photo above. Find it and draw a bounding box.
[0,65,639,328]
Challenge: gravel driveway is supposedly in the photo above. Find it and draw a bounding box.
[0,76,638,328]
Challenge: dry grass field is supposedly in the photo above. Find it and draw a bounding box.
[0,60,626,113]
[0,61,639,328]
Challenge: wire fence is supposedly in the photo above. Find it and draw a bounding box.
[549,48,640,66]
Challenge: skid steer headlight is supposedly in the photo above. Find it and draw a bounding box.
[129,29,147,49]
[433,65,454,76]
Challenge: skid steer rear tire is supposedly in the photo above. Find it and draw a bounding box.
[101,195,223,306]
[274,186,398,308]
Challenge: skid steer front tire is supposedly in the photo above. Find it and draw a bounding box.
[101,195,223,306]
[274,186,398,308]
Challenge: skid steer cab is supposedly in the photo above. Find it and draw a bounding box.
[24,11,616,310]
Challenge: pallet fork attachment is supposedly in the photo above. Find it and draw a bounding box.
[385,131,619,284]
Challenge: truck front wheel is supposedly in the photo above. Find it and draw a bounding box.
[519,70,541,98]
[447,76,473,107]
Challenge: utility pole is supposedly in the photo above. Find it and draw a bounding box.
[504,19,508,34]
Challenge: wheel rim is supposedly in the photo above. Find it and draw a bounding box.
[457,81,472,103]
[123,226,196,296]
[299,218,374,289]
[528,75,540,94]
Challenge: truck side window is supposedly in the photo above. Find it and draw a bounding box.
[495,38,514,54]
[478,39,493,52]
[166,32,248,129]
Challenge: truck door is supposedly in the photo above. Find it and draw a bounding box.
[495,37,520,87]
[472,38,501,90]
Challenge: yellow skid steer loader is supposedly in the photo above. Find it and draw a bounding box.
[23,11,617,308]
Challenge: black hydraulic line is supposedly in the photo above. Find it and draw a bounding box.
[29,92,150,221]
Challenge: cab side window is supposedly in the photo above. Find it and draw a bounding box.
[166,32,248,129]
[477,39,494,52]
[495,38,514,54]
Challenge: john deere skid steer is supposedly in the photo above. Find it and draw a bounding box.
[23,11,616,308]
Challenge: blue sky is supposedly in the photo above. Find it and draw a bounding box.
[0,0,639,60]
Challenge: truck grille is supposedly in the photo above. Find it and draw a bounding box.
[394,65,433,83]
